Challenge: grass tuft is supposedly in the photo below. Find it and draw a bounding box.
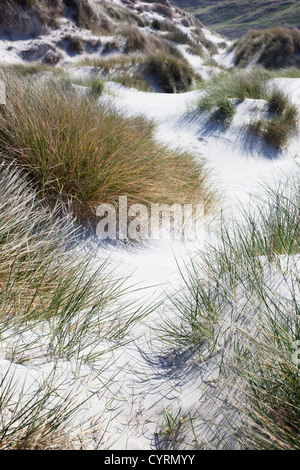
[0,71,213,225]
[249,88,298,148]
[234,26,300,69]
[145,53,194,93]
[210,97,235,124]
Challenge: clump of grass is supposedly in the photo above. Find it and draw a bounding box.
[151,18,178,32]
[155,407,193,450]
[249,111,298,149]
[267,87,289,114]
[187,43,204,58]
[0,0,114,37]
[101,1,146,27]
[145,53,194,93]
[0,72,213,225]
[60,34,85,54]
[198,69,267,125]
[153,3,174,20]
[235,26,300,69]
[227,294,300,450]
[192,26,219,55]
[198,69,267,113]
[249,89,298,148]
[198,69,299,143]
[73,53,144,73]
[71,54,149,89]
[66,0,112,33]
[0,163,112,324]
[210,97,235,124]
[162,177,300,350]
[122,25,184,60]
[111,73,150,92]
[123,26,150,54]
[164,29,192,45]
[102,38,120,54]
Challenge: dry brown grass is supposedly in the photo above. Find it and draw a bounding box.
[235,26,300,69]
[145,53,195,93]
[0,72,214,225]
[122,25,184,60]
[0,0,114,36]
[0,0,64,36]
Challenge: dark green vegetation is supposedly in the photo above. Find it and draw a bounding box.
[172,0,300,39]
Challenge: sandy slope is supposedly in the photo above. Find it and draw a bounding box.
[0,32,299,446]
[74,80,299,448]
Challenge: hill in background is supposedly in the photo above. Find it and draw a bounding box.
[172,0,300,39]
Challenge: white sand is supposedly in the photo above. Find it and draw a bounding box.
[0,0,299,449]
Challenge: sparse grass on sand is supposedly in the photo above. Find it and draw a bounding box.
[198,68,268,112]
[248,87,298,149]
[0,162,147,449]
[162,177,300,449]
[197,68,298,148]
[0,71,213,226]
[73,48,195,94]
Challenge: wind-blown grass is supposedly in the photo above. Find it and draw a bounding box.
[0,163,133,329]
[0,72,213,225]
[198,68,268,113]
[0,162,150,449]
[162,176,300,449]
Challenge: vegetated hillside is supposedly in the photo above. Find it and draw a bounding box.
[171,0,300,39]
[0,0,226,92]
[233,26,300,69]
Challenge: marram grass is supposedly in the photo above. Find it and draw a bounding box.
[0,71,214,225]
[0,162,152,449]
[161,177,300,449]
